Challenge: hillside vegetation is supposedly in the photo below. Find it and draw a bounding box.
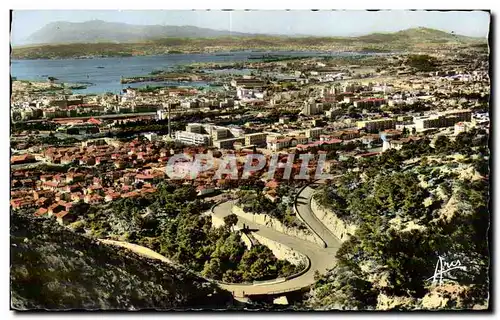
[308,129,490,310]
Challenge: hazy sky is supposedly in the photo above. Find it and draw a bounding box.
[11,10,490,44]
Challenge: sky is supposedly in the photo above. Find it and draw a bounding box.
[11,10,490,45]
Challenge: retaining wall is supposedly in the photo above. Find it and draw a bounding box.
[310,196,357,242]
[232,205,324,247]
[251,232,308,267]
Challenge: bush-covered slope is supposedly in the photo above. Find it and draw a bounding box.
[308,132,490,310]
[10,213,235,310]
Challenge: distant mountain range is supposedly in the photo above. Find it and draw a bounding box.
[23,20,263,45]
[12,21,487,59]
[21,20,484,46]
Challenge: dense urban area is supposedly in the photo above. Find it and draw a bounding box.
[10,25,490,310]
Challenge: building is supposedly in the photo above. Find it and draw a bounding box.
[454,122,474,135]
[174,131,211,146]
[237,88,265,100]
[353,98,386,109]
[279,117,290,124]
[245,132,268,147]
[211,128,229,141]
[302,101,324,116]
[186,123,204,134]
[213,137,245,149]
[11,154,36,165]
[440,109,472,122]
[372,84,394,93]
[356,118,396,132]
[143,132,159,142]
[267,136,309,151]
[229,127,245,138]
[230,78,267,88]
[267,137,293,152]
[413,110,471,132]
[325,107,342,119]
[157,109,168,120]
[331,129,360,140]
[306,128,323,140]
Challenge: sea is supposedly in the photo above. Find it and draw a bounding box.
[10,51,380,95]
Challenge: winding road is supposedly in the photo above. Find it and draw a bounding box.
[211,185,342,297]
[102,184,342,298]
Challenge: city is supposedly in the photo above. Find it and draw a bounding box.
[9,9,491,311]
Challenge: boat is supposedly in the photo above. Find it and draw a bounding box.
[96,66,105,69]
[215,53,234,56]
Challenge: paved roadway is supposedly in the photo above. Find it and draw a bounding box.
[294,186,342,248]
[101,185,342,298]
[211,185,342,297]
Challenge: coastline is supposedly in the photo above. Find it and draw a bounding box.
[11,48,398,61]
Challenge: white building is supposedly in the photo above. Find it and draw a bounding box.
[157,109,168,120]
[174,131,211,146]
[143,132,159,142]
[306,128,323,140]
[302,101,323,116]
[454,122,474,135]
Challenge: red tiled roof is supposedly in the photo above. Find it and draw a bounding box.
[87,117,102,125]
[55,211,68,218]
[357,98,385,102]
[11,154,35,163]
[36,208,48,216]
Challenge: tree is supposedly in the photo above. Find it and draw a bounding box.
[222,269,243,283]
[434,135,451,154]
[223,214,238,231]
[420,156,429,167]
[201,258,223,280]
[402,127,409,137]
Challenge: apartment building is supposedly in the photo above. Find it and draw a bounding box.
[267,135,309,151]
[245,132,268,147]
[302,101,324,116]
[356,118,396,132]
[306,128,323,140]
[413,110,472,132]
[175,131,211,146]
[440,109,472,122]
[354,98,386,109]
[213,137,245,149]
[267,137,293,152]
[211,128,229,141]
[143,132,159,142]
[186,123,204,134]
